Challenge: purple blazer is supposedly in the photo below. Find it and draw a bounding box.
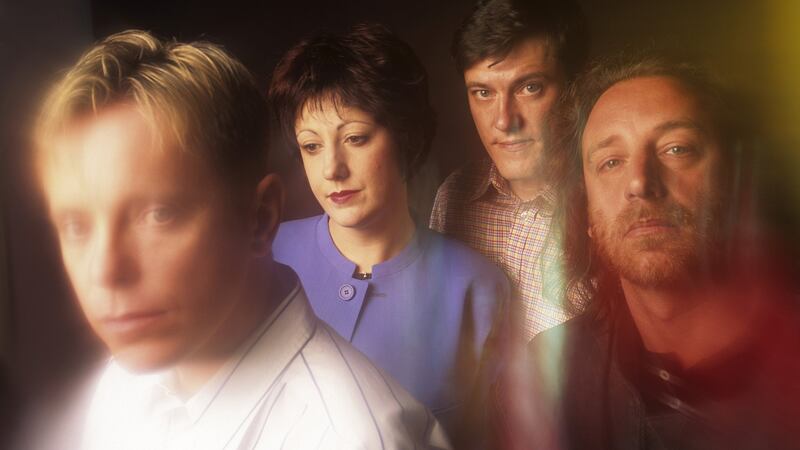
[273,214,509,430]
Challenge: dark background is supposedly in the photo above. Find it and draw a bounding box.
[2,0,799,440]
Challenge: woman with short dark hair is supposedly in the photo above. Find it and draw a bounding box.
[269,23,509,443]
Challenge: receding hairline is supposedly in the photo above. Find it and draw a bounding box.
[581,74,724,149]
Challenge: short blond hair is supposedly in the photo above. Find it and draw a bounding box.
[36,29,268,190]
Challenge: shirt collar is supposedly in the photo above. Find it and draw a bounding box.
[465,159,500,202]
[316,214,357,276]
[111,277,318,447]
[316,213,427,279]
[610,294,779,417]
[189,280,318,448]
[466,160,556,214]
[487,163,517,199]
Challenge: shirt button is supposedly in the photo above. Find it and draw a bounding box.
[667,397,682,410]
[658,369,671,381]
[338,284,355,301]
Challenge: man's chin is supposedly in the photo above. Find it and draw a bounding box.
[493,159,546,194]
[622,263,690,289]
[108,342,183,374]
[613,249,697,289]
[493,153,536,173]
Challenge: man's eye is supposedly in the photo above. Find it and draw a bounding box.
[522,83,542,95]
[345,135,369,146]
[600,159,622,172]
[471,89,491,99]
[143,206,178,226]
[61,219,89,240]
[664,145,692,156]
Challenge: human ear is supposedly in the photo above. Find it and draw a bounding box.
[250,174,284,257]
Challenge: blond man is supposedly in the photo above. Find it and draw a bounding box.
[29,30,449,450]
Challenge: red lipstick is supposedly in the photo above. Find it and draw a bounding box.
[328,190,359,205]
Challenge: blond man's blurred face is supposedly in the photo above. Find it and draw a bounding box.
[41,104,255,373]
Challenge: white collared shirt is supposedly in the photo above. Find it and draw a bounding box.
[81,283,451,450]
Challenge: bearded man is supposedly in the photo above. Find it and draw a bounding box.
[496,56,800,450]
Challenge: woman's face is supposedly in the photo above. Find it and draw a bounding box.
[295,99,407,230]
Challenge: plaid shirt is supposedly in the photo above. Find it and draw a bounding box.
[430,158,572,340]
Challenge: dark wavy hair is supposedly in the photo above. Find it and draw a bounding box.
[451,0,588,78]
[268,23,436,180]
[548,54,747,317]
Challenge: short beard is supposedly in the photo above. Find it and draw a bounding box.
[589,198,723,289]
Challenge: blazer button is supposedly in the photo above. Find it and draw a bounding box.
[338,284,356,301]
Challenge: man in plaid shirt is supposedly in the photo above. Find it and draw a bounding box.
[431,0,588,340]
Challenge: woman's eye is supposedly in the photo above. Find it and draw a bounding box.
[345,135,369,146]
[301,143,320,153]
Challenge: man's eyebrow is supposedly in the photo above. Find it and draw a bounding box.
[51,208,85,222]
[465,81,489,89]
[586,120,708,160]
[510,71,549,87]
[654,119,705,134]
[465,71,549,90]
[586,135,620,160]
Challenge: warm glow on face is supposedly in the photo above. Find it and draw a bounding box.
[42,105,253,373]
[582,77,723,287]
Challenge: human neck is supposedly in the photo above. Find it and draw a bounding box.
[328,197,415,273]
[620,274,760,369]
[172,261,290,399]
[507,176,545,202]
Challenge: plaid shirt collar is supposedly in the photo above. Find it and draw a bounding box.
[467,159,556,216]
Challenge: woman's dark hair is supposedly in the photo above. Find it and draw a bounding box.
[268,23,436,180]
[547,54,745,318]
[452,0,588,79]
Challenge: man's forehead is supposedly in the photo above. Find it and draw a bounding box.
[46,105,159,153]
[582,77,714,145]
[598,76,707,114]
[42,103,190,168]
[41,106,212,200]
[464,35,561,83]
